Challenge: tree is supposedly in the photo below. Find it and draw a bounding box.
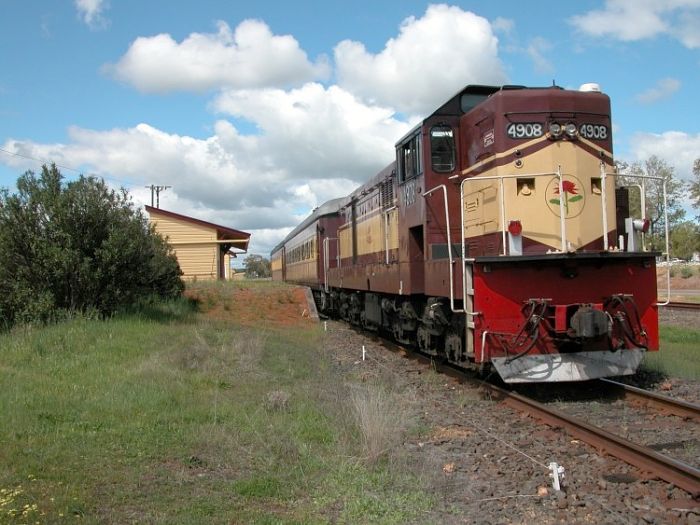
[689,158,700,219]
[669,221,700,261]
[617,156,686,250]
[0,165,184,328]
[243,254,271,278]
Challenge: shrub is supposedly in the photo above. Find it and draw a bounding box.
[0,165,184,328]
[680,266,694,279]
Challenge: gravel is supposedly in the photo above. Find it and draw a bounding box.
[321,320,700,524]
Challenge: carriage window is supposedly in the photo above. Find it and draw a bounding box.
[398,134,422,182]
[430,126,455,173]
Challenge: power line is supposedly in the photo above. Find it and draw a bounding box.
[0,146,135,187]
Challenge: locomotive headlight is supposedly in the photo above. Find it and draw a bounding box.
[565,122,578,138]
[549,122,563,138]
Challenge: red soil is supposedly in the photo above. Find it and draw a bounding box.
[185,283,316,328]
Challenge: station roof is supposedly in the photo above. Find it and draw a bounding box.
[145,205,251,252]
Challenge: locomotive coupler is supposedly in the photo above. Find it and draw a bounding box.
[569,305,611,339]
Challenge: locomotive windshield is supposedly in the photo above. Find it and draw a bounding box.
[430,125,455,173]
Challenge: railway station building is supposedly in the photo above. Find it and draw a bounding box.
[146,205,250,281]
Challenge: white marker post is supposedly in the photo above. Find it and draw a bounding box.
[548,462,565,491]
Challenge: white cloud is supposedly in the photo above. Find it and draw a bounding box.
[526,37,554,75]
[5,7,513,254]
[334,4,507,115]
[1,84,410,255]
[675,12,700,48]
[570,0,700,48]
[213,83,411,182]
[630,131,700,181]
[75,0,109,30]
[634,78,681,104]
[492,17,515,35]
[105,20,329,93]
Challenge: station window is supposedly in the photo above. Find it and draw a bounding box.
[430,125,455,173]
[398,134,422,182]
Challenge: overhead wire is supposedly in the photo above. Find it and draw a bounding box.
[0,146,136,188]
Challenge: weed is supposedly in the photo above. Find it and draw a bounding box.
[643,325,700,380]
[174,330,214,371]
[233,477,285,498]
[265,390,291,411]
[350,383,407,464]
[236,330,267,375]
[680,265,694,278]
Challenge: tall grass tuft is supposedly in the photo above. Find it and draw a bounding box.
[350,384,407,464]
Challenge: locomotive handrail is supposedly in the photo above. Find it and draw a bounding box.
[457,169,671,306]
[601,171,671,306]
[557,166,567,252]
[422,185,461,313]
[624,183,647,251]
[459,171,562,257]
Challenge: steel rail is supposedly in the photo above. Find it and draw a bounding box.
[344,327,700,497]
[600,378,700,421]
[664,301,700,311]
[482,382,700,497]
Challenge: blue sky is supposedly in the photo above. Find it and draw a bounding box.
[1,1,699,256]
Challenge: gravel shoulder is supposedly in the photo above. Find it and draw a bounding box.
[321,320,700,524]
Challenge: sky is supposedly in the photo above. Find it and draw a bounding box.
[1,0,699,260]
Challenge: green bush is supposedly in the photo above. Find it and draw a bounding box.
[0,165,184,328]
[680,265,694,279]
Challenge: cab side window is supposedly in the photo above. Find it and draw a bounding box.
[430,125,455,173]
[398,134,422,182]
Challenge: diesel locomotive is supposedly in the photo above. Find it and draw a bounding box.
[272,84,664,383]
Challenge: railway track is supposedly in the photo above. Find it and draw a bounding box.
[420,351,700,496]
[665,301,700,311]
[480,380,700,497]
[343,324,700,497]
[599,378,700,421]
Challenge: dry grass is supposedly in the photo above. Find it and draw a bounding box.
[349,383,408,464]
[265,390,291,411]
[236,330,267,375]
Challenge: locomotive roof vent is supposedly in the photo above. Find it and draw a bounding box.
[579,82,601,92]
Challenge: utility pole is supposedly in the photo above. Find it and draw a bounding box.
[145,185,172,208]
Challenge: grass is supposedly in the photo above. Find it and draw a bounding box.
[0,283,431,524]
[642,325,700,380]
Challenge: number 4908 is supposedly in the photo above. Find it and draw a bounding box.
[506,123,543,139]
